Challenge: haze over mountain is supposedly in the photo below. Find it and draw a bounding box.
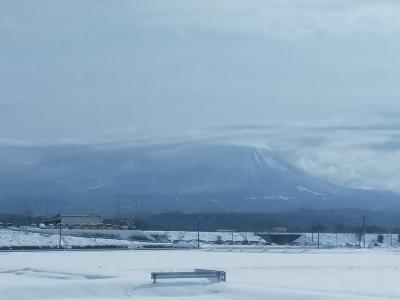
[3,1,400,197]
[0,142,398,216]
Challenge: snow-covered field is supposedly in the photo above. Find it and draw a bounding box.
[1,248,400,300]
[0,229,131,248]
[3,229,399,250]
[27,228,156,242]
[148,230,400,248]
[0,229,192,250]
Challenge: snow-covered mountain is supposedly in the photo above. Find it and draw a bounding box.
[0,143,398,215]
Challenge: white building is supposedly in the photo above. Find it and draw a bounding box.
[42,214,102,227]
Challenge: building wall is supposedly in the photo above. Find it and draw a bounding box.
[61,216,102,226]
[42,215,102,226]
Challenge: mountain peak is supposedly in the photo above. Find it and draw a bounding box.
[0,143,397,214]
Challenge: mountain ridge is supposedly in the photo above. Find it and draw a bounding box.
[0,143,398,215]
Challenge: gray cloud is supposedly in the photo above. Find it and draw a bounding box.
[1,1,400,192]
[360,134,400,152]
[1,0,400,143]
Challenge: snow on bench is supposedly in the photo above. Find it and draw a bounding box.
[151,269,226,283]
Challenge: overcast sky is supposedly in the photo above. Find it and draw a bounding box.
[2,0,400,191]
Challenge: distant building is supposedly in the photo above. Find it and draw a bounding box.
[271,227,288,233]
[42,214,102,228]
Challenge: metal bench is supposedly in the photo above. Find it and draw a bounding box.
[151,269,226,283]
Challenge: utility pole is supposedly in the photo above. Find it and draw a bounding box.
[197,218,200,248]
[25,213,28,233]
[25,200,29,232]
[362,216,366,248]
[59,223,62,249]
[313,221,321,249]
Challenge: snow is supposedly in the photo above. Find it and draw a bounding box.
[0,229,131,248]
[2,229,400,299]
[246,195,292,201]
[297,185,324,196]
[26,228,156,242]
[253,149,288,172]
[147,230,400,248]
[0,229,192,249]
[3,229,400,249]
[85,181,112,190]
[1,248,400,299]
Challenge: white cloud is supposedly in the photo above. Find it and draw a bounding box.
[138,0,400,36]
[205,121,400,192]
[296,143,400,192]
[273,127,400,192]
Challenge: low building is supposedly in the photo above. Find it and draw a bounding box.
[42,214,102,228]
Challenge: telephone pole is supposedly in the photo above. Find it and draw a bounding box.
[59,223,62,249]
[362,216,366,248]
[197,218,200,248]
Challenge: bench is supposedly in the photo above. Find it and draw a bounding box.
[151,269,226,283]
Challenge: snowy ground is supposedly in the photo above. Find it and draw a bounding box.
[1,248,400,300]
[2,229,399,250]
[0,229,192,249]
[0,229,131,248]
[148,230,400,248]
[27,228,155,242]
